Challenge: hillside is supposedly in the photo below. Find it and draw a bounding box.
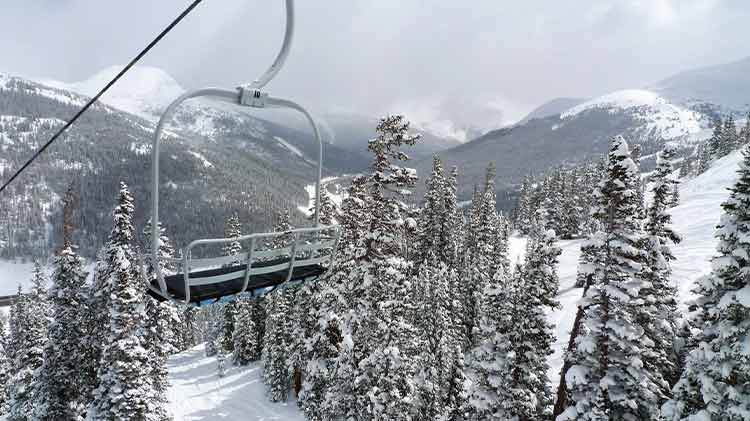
[0,71,367,258]
[161,146,744,420]
[414,88,707,210]
[652,56,750,113]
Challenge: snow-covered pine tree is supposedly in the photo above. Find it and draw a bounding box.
[86,182,155,420]
[708,117,725,161]
[308,183,338,226]
[0,315,9,416]
[464,266,515,420]
[641,145,683,392]
[524,228,562,309]
[720,115,738,157]
[30,261,51,319]
[419,156,447,263]
[7,283,47,421]
[220,214,243,353]
[35,245,90,421]
[301,176,370,421]
[461,163,502,349]
[558,136,660,421]
[444,343,468,421]
[350,115,421,421]
[740,113,750,148]
[516,175,535,235]
[222,213,242,261]
[413,255,453,421]
[262,288,292,402]
[441,166,462,268]
[662,147,750,421]
[142,220,178,421]
[232,298,257,365]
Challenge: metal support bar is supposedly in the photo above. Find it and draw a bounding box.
[240,237,257,294]
[285,232,300,283]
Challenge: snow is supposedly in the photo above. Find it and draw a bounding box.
[544,149,743,387]
[43,65,185,121]
[560,89,703,140]
[167,344,304,421]
[187,151,214,168]
[298,177,345,216]
[274,136,305,159]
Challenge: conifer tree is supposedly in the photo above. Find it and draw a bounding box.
[444,344,469,421]
[232,299,258,366]
[35,245,90,421]
[558,137,660,420]
[642,145,682,392]
[308,183,337,226]
[663,147,750,420]
[86,182,155,420]
[0,315,9,416]
[220,214,243,353]
[414,256,453,421]
[351,115,421,421]
[262,289,292,402]
[142,220,178,421]
[516,175,535,235]
[464,267,514,420]
[7,285,46,421]
[419,156,447,262]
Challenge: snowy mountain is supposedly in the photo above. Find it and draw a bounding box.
[44,65,185,121]
[0,72,366,258]
[652,56,750,113]
[519,97,586,123]
[413,88,709,211]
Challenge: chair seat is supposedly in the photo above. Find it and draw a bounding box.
[147,257,327,304]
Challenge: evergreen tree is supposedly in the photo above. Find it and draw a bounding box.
[232,299,258,366]
[308,183,338,226]
[414,256,453,421]
[663,147,750,421]
[262,289,292,402]
[0,315,9,416]
[642,145,682,392]
[419,156,447,263]
[465,267,515,420]
[516,175,535,235]
[86,182,155,420]
[142,220,178,421]
[351,115,421,421]
[444,344,469,421]
[35,245,90,420]
[222,213,242,261]
[7,285,46,421]
[708,117,725,160]
[558,137,660,420]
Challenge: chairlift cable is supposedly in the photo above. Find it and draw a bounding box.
[0,0,204,195]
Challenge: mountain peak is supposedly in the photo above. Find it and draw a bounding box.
[45,65,186,120]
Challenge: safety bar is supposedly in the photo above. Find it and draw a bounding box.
[145,224,341,304]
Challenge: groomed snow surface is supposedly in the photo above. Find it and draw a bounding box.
[167,344,304,421]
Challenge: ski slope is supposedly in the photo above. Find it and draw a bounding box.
[167,344,305,421]
[543,149,742,387]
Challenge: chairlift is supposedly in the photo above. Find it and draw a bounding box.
[143,0,340,306]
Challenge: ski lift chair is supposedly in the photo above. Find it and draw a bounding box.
[143,0,341,306]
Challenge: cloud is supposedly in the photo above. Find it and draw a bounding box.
[0,0,744,140]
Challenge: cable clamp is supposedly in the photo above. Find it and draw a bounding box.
[239,87,268,108]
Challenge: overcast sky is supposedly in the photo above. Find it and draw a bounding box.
[1,0,749,132]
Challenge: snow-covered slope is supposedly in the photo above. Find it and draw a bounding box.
[167,344,304,421]
[560,89,703,140]
[544,149,742,386]
[43,65,185,121]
